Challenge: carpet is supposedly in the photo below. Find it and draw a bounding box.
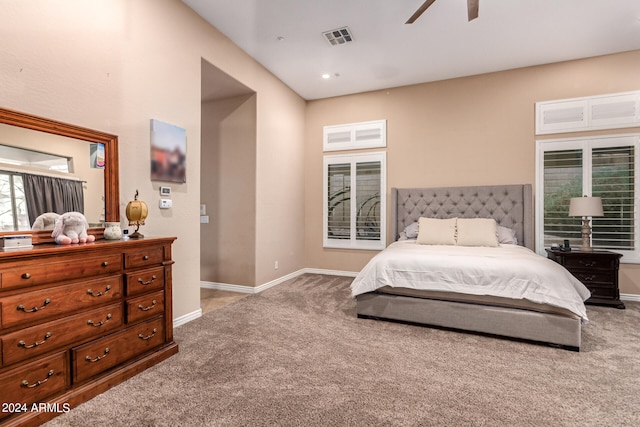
[44,274,640,426]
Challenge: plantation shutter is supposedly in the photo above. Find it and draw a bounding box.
[327,163,351,241]
[592,146,635,251]
[324,152,386,250]
[355,161,381,242]
[542,149,583,248]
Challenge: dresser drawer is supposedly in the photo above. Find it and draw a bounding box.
[0,351,68,415]
[126,291,164,324]
[0,254,122,290]
[1,276,122,329]
[72,317,164,384]
[1,303,123,367]
[125,267,164,296]
[124,246,164,269]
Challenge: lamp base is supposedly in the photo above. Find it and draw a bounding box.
[129,224,144,239]
[580,218,592,252]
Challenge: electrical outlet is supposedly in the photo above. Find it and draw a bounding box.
[159,199,172,209]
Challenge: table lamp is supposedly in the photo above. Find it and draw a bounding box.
[125,190,148,239]
[569,195,603,252]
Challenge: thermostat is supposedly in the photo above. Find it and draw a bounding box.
[160,186,171,196]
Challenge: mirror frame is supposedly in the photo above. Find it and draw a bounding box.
[0,107,119,244]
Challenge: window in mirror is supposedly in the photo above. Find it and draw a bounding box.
[0,172,28,231]
[0,144,70,173]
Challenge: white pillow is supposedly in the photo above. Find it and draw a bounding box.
[416,217,457,245]
[456,218,499,247]
[496,225,518,245]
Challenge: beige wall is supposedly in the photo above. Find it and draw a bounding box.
[305,50,640,294]
[201,95,257,286]
[1,0,307,319]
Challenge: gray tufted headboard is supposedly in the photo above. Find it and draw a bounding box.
[391,184,533,250]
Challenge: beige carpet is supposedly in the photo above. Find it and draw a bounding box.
[44,274,640,426]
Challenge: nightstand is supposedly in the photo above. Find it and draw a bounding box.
[545,249,624,309]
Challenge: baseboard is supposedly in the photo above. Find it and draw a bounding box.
[302,268,359,277]
[173,308,202,328]
[201,268,358,294]
[621,293,640,302]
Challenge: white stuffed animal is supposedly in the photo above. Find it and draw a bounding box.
[32,212,61,230]
[51,212,96,245]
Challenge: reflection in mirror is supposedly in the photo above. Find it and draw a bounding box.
[0,124,105,231]
[0,107,119,244]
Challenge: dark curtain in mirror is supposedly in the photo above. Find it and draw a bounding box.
[22,173,84,226]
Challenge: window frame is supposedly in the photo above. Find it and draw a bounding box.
[323,151,386,250]
[535,133,640,262]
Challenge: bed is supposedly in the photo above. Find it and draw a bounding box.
[352,184,591,351]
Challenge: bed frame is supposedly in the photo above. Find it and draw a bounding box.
[355,184,582,351]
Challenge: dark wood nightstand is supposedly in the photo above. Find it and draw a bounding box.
[546,248,625,309]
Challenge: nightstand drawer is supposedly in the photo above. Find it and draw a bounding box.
[588,285,618,299]
[563,255,618,270]
[572,270,615,285]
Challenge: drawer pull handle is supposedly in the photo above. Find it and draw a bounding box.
[579,260,597,267]
[101,261,109,267]
[21,370,54,388]
[21,273,32,279]
[18,332,53,349]
[17,298,51,313]
[138,300,157,312]
[143,255,150,260]
[85,347,110,363]
[87,313,113,327]
[86,285,112,297]
[580,274,596,281]
[138,328,158,341]
[137,275,157,286]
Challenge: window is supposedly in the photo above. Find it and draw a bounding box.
[323,152,386,250]
[536,134,639,261]
[0,172,29,231]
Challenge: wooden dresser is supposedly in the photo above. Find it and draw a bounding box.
[0,237,178,426]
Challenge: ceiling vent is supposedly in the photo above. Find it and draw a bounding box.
[322,27,354,46]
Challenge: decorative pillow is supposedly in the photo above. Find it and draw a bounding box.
[400,221,419,240]
[416,217,457,245]
[496,225,518,245]
[456,218,499,247]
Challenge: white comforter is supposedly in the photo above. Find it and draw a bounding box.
[350,241,591,322]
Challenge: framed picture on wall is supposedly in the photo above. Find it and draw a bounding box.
[150,119,187,183]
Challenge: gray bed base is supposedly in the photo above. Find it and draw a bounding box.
[355,184,583,351]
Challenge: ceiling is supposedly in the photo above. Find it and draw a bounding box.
[184,0,640,101]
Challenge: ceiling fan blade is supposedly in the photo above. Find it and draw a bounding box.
[467,0,479,21]
[406,0,437,24]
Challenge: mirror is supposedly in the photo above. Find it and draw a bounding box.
[0,107,119,244]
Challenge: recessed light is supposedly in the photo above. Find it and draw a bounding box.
[322,74,331,79]
[276,36,285,41]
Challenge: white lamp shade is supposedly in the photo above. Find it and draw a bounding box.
[569,196,604,217]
